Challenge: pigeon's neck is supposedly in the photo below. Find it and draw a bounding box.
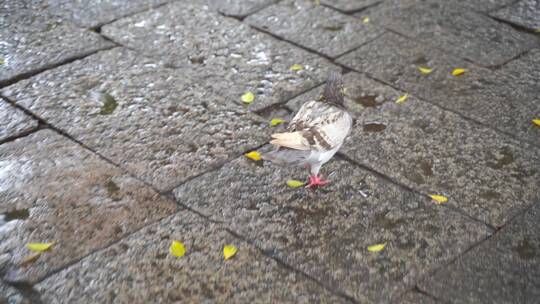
[321,85,344,107]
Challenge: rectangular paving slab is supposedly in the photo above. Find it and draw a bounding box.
[173,156,491,302]
[365,0,538,67]
[0,100,38,143]
[337,32,540,145]
[498,48,540,100]
[286,72,540,228]
[419,202,540,303]
[1,48,270,192]
[102,1,339,112]
[36,212,349,303]
[244,0,384,58]
[0,1,114,86]
[45,0,171,28]
[0,130,178,284]
[491,0,540,31]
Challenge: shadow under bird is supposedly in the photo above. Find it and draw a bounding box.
[262,73,352,188]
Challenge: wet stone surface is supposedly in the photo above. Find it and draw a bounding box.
[337,32,540,144]
[321,0,381,13]
[201,0,279,17]
[245,0,384,58]
[0,1,114,86]
[46,0,171,28]
[0,130,177,283]
[36,212,349,303]
[491,0,540,31]
[365,0,538,67]
[173,156,491,302]
[0,100,38,142]
[2,48,271,192]
[102,1,339,112]
[419,202,540,303]
[287,72,540,228]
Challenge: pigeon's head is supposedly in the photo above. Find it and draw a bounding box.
[322,73,345,106]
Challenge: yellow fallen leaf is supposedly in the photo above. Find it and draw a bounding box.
[452,68,466,76]
[363,17,370,24]
[270,118,284,127]
[170,240,186,257]
[223,244,237,260]
[290,64,304,71]
[26,242,53,252]
[286,179,305,188]
[244,151,261,161]
[395,93,409,104]
[241,92,255,104]
[532,119,540,127]
[367,243,386,252]
[429,194,448,204]
[418,67,433,75]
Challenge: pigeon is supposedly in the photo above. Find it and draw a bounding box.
[263,73,352,187]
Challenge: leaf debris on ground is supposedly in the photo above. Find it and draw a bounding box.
[245,151,262,161]
[170,240,186,257]
[367,243,386,252]
[286,179,305,188]
[241,91,255,104]
[429,194,448,204]
[223,244,238,260]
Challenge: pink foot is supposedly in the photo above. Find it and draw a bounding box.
[306,175,330,188]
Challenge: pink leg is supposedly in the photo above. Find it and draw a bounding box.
[306,174,330,188]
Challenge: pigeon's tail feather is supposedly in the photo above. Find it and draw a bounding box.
[262,147,310,166]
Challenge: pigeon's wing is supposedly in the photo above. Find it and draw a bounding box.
[270,101,352,151]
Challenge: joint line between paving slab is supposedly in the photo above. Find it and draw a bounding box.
[218,0,284,21]
[337,152,498,231]
[321,0,382,16]
[224,227,359,303]
[0,45,118,89]
[0,121,44,146]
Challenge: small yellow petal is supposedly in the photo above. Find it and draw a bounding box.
[223,244,238,260]
[452,68,466,76]
[270,118,284,127]
[286,179,305,188]
[290,63,304,71]
[367,243,386,252]
[362,17,370,24]
[395,93,409,104]
[170,240,186,257]
[429,194,448,204]
[26,242,53,252]
[418,67,433,74]
[532,119,540,127]
[244,151,262,161]
[241,92,255,104]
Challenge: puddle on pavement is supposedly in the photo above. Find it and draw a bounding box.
[486,147,514,170]
[106,180,122,201]
[363,122,386,132]
[420,160,433,176]
[514,238,536,260]
[355,94,382,108]
[99,92,118,115]
[189,56,205,64]
[0,208,30,226]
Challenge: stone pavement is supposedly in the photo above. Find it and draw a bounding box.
[0,0,539,303]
